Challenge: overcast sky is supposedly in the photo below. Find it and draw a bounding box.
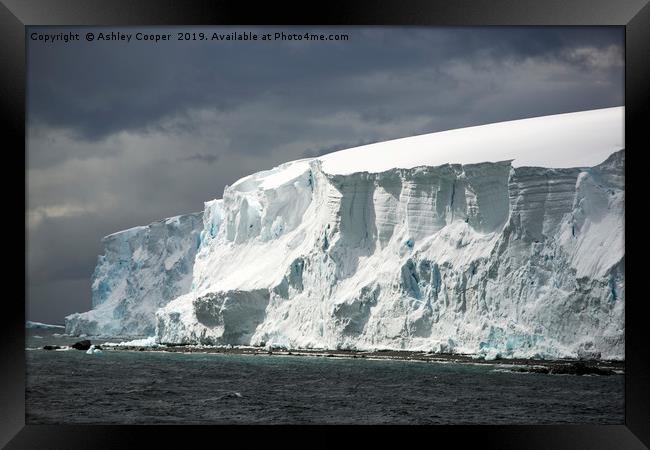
[26,26,623,324]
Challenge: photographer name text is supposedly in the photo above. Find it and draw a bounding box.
[30,31,350,44]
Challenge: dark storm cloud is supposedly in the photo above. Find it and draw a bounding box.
[28,27,623,145]
[27,26,623,323]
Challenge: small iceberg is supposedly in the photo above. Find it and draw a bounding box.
[103,336,159,348]
[86,345,103,355]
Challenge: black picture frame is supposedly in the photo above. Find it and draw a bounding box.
[4,0,648,448]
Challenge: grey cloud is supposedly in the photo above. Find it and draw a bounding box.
[27,123,125,169]
[28,27,623,143]
[178,153,220,164]
[28,213,112,286]
[28,279,91,326]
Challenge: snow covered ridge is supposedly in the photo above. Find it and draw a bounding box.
[69,108,625,360]
[65,212,203,336]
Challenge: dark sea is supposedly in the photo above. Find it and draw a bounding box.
[26,329,624,424]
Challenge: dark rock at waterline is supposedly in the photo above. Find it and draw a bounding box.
[551,362,615,376]
[511,361,615,376]
[71,340,91,351]
[512,366,550,374]
[43,345,61,350]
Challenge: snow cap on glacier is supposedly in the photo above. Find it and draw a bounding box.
[227,107,623,192]
[319,107,623,175]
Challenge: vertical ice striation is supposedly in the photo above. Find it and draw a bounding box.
[65,212,203,336]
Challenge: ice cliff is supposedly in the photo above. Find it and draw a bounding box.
[65,213,203,336]
[67,107,625,360]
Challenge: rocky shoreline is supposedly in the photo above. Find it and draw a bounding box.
[44,339,624,376]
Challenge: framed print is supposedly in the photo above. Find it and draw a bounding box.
[3,0,649,448]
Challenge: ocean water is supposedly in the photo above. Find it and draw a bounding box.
[26,330,624,424]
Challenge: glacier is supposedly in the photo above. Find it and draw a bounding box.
[66,107,625,360]
[65,212,203,337]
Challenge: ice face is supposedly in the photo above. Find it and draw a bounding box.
[69,108,625,359]
[65,212,203,337]
[156,149,624,359]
